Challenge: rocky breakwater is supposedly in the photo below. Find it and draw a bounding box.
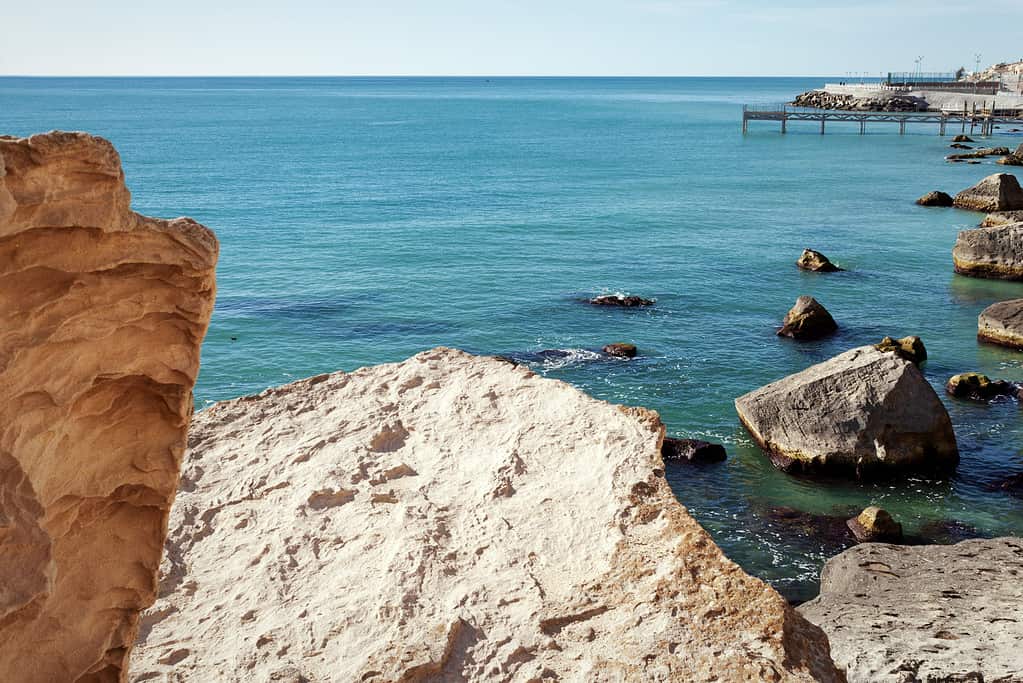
[131,348,842,681]
[0,132,218,680]
[791,90,927,112]
[735,345,958,478]
[799,538,1023,682]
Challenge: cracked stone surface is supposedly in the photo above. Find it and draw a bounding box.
[131,348,841,681]
[799,538,1023,682]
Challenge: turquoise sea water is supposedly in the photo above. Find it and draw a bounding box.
[4,77,1022,601]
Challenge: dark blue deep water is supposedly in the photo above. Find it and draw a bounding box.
[4,76,1022,600]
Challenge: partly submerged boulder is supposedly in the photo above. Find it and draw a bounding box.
[978,299,1023,349]
[796,248,843,272]
[661,437,727,463]
[915,190,954,207]
[945,372,1018,400]
[602,342,637,358]
[952,222,1023,280]
[735,346,958,478]
[0,132,217,681]
[799,538,1023,682]
[953,173,1023,212]
[131,349,840,681]
[947,146,1011,160]
[589,293,654,307]
[874,335,927,365]
[846,506,902,543]
[777,296,838,340]
[952,134,975,142]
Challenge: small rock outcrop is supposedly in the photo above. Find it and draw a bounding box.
[874,335,927,365]
[952,222,1023,280]
[946,372,1018,400]
[735,346,959,478]
[602,342,637,358]
[947,146,1011,160]
[953,172,1023,212]
[0,132,218,681]
[796,248,842,272]
[846,506,902,543]
[981,209,1023,226]
[915,190,953,207]
[661,437,727,463]
[978,299,1023,349]
[589,293,655,307]
[997,142,1023,166]
[799,538,1023,682]
[952,134,975,142]
[131,349,841,681]
[777,296,837,340]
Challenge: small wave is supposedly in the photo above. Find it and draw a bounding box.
[507,348,607,371]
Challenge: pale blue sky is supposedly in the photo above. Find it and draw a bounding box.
[3,0,1021,76]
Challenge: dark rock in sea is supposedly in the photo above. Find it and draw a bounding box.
[947,146,1011,160]
[602,342,637,358]
[978,299,1023,349]
[954,172,1023,212]
[764,506,856,549]
[846,506,903,543]
[915,190,954,207]
[777,296,837,340]
[661,437,726,464]
[997,154,1023,166]
[916,518,986,544]
[952,134,975,142]
[799,538,1023,681]
[985,472,1023,498]
[589,294,655,307]
[945,372,1018,401]
[796,248,842,272]
[949,143,973,150]
[874,335,927,365]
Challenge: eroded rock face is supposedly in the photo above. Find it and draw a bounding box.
[953,222,1023,280]
[0,132,217,681]
[980,209,1023,226]
[735,346,958,478]
[953,172,1023,212]
[978,299,1023,349]
[915,190,953,207]
[131,348,841,681]
[799,538,1023,682]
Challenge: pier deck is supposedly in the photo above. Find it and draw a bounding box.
[742,104,1022,136]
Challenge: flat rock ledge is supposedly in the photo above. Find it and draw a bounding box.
[735,346,958,478]
[952,222,1023,280]
[131,348,841,682]
[978,299,1023,349]
[799,538,1023,683]
[0,132,218,681]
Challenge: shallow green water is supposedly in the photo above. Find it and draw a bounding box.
[3,76,1022,600]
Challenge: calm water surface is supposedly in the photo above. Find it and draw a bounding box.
[4,76,1022,601]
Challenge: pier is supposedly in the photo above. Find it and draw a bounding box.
[742,104,1022,136]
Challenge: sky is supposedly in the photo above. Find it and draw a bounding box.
[3,0,1022,77]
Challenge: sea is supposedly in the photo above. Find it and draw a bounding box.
[3,76,1022,602]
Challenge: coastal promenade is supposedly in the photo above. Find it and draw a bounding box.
[743,103,1023,135]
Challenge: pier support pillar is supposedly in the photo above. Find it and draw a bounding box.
[781,116,787,134]
[899,119,906,135]
[859,118,865,135]
[939,117,946,136]
[820,117,825,135]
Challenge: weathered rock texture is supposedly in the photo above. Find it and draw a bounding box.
[799,538,1023,682]
[777,296,838,340]
[953,222,1023,280]
[873,335,926,366]
[978,299,1023,349]
[915,190,953,207]
[0,132,218,681]
[131,348,841,681]
[796,248,842,272]
[735,346,958,478]
[953,173,1023,212]
[981,209,1023,226]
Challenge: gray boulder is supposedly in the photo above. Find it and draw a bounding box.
[735,346,958,478]
[953,173,1023,212]
[978,299,1023,349]
[799,538,1023,683]
[952,222,1023,280]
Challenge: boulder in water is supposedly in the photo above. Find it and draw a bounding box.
[952,134,975,142]
[602,342,637,358]
[915,190,953,207]
[589,293,655,307]
[735,346,959,478]
[777,296,838,340]
[846,506,903,543]
[661,437,727,463]
[796,248,842,272]
[978,299,1023,349]
[953,222,1023,280]
[874,335,927,365]
[953,173,1023,212]
[945,372,1018,400]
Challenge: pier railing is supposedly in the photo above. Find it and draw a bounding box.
[742,103,1021,136]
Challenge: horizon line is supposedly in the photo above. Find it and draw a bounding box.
[0,73,860,79]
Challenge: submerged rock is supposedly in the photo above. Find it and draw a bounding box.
[0,133,218,681]
[846,506,902,543]
[661,437,727,463]
[953,222,1023,280]
[131,348,840,681]
[796,248,843,272]
[799,538,1023,682]
[589,293,655,307]
[953,172,1023,212]
[777,296,838,340]
[915,190,954,207]
[947,146,1011,160]
[945,372,1018,400]
[949,142,973,149]
[735,346,959,478]
[602,342,637,358]
[978,299,1023,349]
[952,134,975,142]
[874,335,927,365]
